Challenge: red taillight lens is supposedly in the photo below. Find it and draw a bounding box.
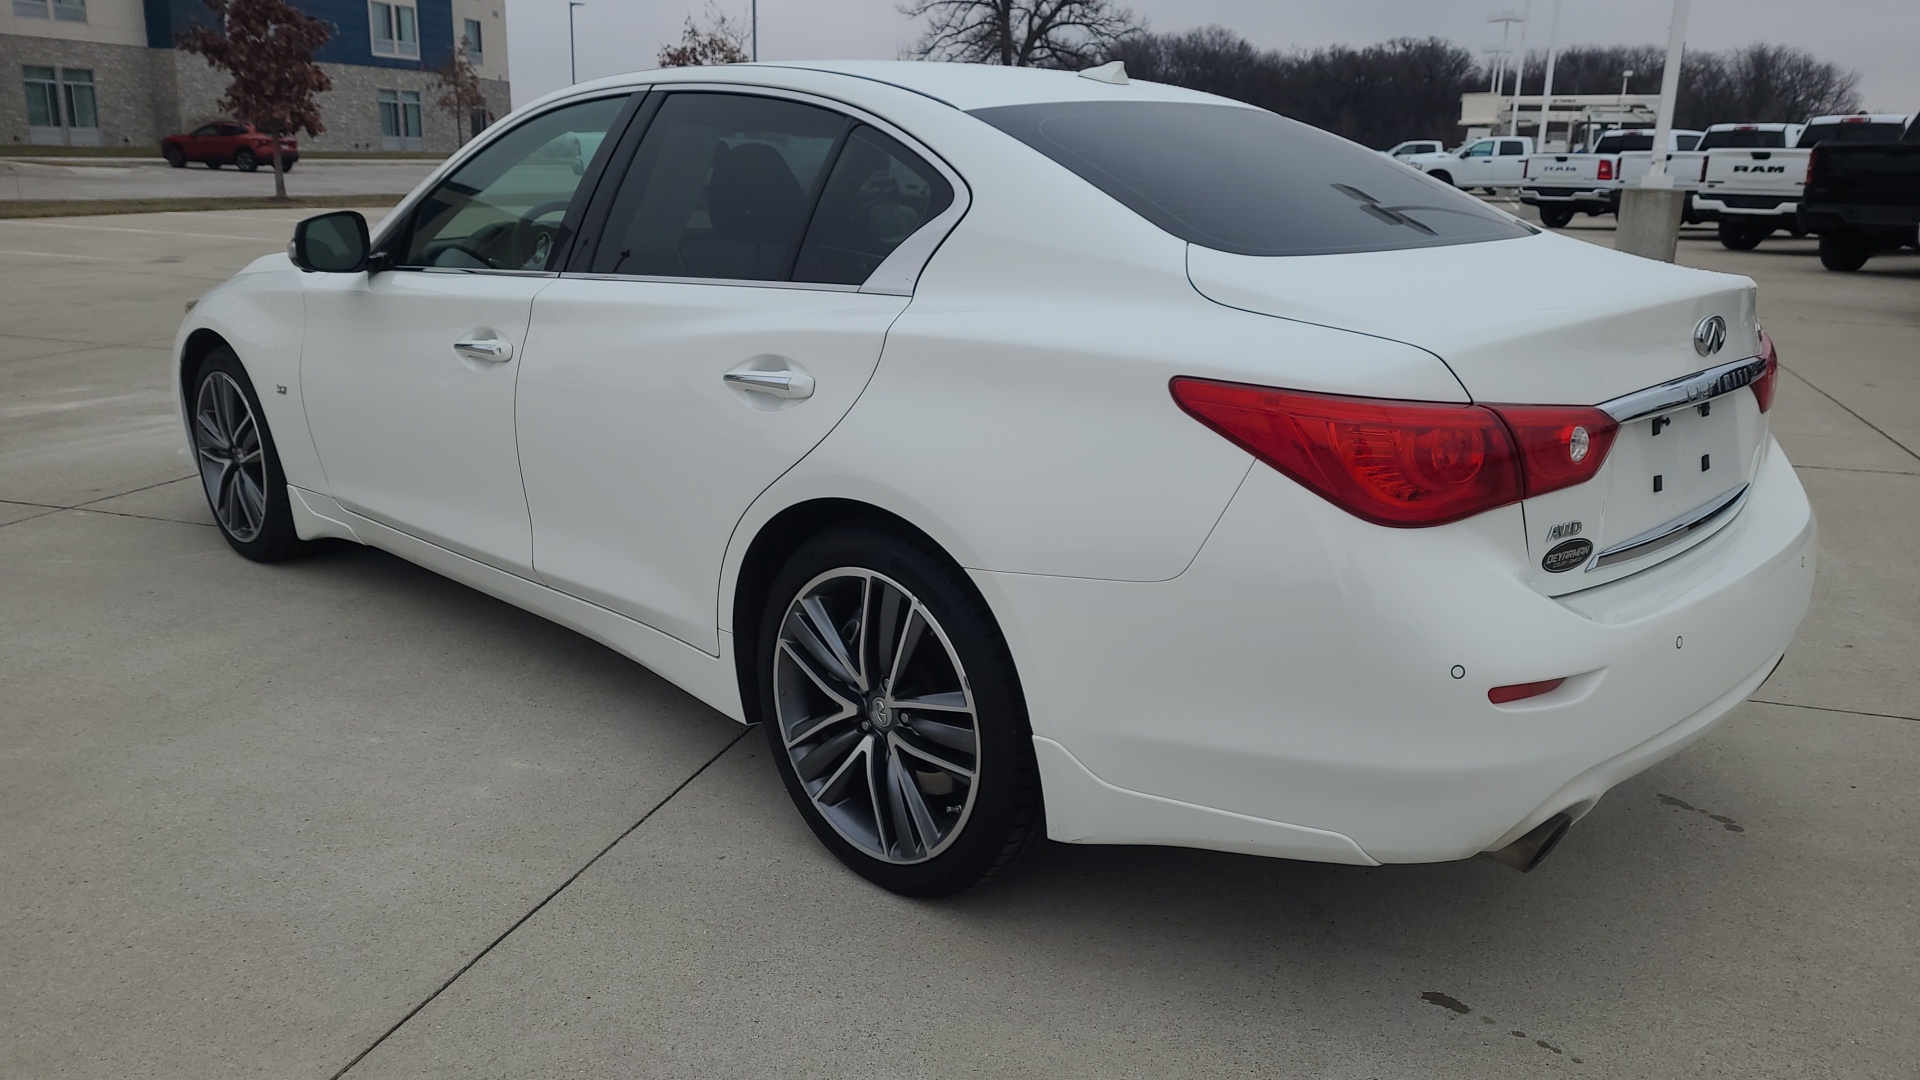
[1492,404,1619,498]
[1171,380,1622,527]
[1170,379,1522,527]
[1597,158,1614,181]
[1522,158,1530,179]
[1700,155,1710,182]
[1489,678,1565,704]
[1804,148,1817,187]
[1752,333,1779,412]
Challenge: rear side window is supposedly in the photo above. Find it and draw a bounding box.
[793,126,954,285]
[1595,131,1655,153]
[1797,121,1907,147]
[1698,129,1787,150]
[972,101,1531,257]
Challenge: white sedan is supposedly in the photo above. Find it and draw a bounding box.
[175,61,1815,897]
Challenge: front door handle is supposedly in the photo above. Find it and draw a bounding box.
[453,338,514,363]
[724,369,815,400]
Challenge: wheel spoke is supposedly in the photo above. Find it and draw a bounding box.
[889,690,971,714]
[868,578,905,688]
[195,409,227,451]
[882,745,920,859]
[889,738,943,853]
[778,640,860,718]
[235,468,267,532]
[886,604,927,691]
[902,714,977,756]
[795,728,864,785]
[892,733,974,780]
[815,733,873,809]
[790,597,863,693]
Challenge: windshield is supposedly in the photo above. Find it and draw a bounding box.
[1798,122,1907,148]
[972,101,1532,257]
[1699,128,1789,150]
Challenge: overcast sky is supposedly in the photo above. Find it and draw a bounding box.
[504,0,1920,114]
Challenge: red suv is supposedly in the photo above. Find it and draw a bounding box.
[160,122,300,172]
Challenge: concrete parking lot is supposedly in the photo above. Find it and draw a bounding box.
[1,206,1915,1079]
[0,157,437,202]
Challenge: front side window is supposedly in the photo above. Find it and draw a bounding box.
[588,93,848,280]
[370,1,419,59]
[23,66,58,128]
[400,95,627,270]
[973,101,1531,257]
[1461,141,1493,158]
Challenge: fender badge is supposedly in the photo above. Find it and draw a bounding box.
[1542,538,1593,573]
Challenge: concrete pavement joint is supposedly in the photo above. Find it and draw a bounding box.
[0,475,197,529]
[1750,699,1920,724]
[1778,361,1920,463]
[326,727,754,1080]
[1792,464,1920,476]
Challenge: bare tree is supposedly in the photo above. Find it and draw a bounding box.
[902,0,1140,68]
[433,37,490,146]
[658,3,749,67]
[177,0,332,200]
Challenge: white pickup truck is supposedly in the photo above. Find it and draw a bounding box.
[1399,135,1534,190]
[1696,113,1913,249]
[1517,129,1703,228]
[1380,140,1444,161]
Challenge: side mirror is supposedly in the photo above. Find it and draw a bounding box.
[290,211,370,273]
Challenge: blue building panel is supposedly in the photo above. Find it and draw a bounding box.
[145,0,454,71]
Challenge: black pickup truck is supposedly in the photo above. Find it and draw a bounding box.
[1798,114,1920,270]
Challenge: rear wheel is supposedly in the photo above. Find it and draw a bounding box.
[1818,230,1872,272]
[758,523,1043,898]
[163,146,186,168]
[1718,219,1769,251]
[1539,205,1576,229]
[189,347,309,562]
[234,148,258,172]
[1426,170,1453,187]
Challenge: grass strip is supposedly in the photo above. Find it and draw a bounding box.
[0,195,403,219]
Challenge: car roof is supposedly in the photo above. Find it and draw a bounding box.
[530,60,1249,115]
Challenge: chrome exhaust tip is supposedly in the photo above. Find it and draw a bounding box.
[1483,812,1573,873]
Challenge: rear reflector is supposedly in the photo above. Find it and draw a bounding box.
[1170,379,1620,528]
[1489,678,1565,704]
[1752,333,1779,412]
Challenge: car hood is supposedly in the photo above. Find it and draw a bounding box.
[1186,231,1761,405]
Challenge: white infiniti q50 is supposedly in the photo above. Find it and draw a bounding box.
[173,62,1815,896]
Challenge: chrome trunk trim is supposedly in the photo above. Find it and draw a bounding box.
[1599,355,1767,424]
[1588,483,1750,571]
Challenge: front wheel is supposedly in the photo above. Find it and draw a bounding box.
[1718,219,1769,251]
[234,148,258,172]
[758,523,1044,897]
[1426,170,1453,187]
[190,347,309,561]
[1539,205,1576,229]
[163,146,186,168]
[1818,230,1872,272]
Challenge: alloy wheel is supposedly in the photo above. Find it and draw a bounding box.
[772,569,982,865]
[193,371,268,543]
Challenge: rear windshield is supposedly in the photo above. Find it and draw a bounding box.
[1595,131,1655,152]
[1797,122,1907,147]
[972,101,1532,257]
[1699,128,1789,150]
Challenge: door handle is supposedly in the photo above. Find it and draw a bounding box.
[453,338,514,363]
[724,369,815,400]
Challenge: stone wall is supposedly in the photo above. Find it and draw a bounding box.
[0,32,163,147]
[0,34,510,151]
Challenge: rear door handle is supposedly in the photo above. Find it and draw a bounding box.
[453,338,514,363]
[724,369,815,400]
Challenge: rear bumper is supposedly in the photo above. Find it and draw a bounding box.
[1798,202,1920,233]
[981,439,1815,864]
[1696,195,1797,218]
[1520,186,1610,205]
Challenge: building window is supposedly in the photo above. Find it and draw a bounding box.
[13,0,48,18]
[369,1,419,60]
[23,65,99,145]
[469,107,490,140]
[12,0,86,18]
[378,88,423,150]
[463,18,483,65]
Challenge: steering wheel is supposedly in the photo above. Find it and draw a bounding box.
[507,200,574,270]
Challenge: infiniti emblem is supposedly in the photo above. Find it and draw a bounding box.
[1693,315,1727,357]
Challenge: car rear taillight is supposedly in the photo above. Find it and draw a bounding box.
[1700,155,1711,182]
[1752,333,1779,412]
[1804,148,1817,187]
[1169,380,1620,528]
[1597,158,1614,181]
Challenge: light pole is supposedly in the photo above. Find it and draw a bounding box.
[568,1,584,84]
[1617,0,1692,261]
[1620,68,1635,101]
[1507,0,1531,137]
[1536,0,1563,151]
[1486,11,1521,95]
[751,0,758,61]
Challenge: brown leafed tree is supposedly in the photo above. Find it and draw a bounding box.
[434,37,490,146]
[658,4,750,68]
[177,0,332,200]
[902,0,1140,68]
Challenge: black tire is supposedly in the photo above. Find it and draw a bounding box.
[188,347,309,562]
[163,146,186,168]
[234,148,258,172]
[1718,219,1769,251]
[1539,205,1576,229]
[1427,170,1453,187]
[1818,230,1872,272]
[757,522,1044,898]
[279,160,295,173]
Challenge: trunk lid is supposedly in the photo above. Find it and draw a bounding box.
[1702,148,1808,200]
[1188,233,1769,593]
[1525,153,1609,185]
